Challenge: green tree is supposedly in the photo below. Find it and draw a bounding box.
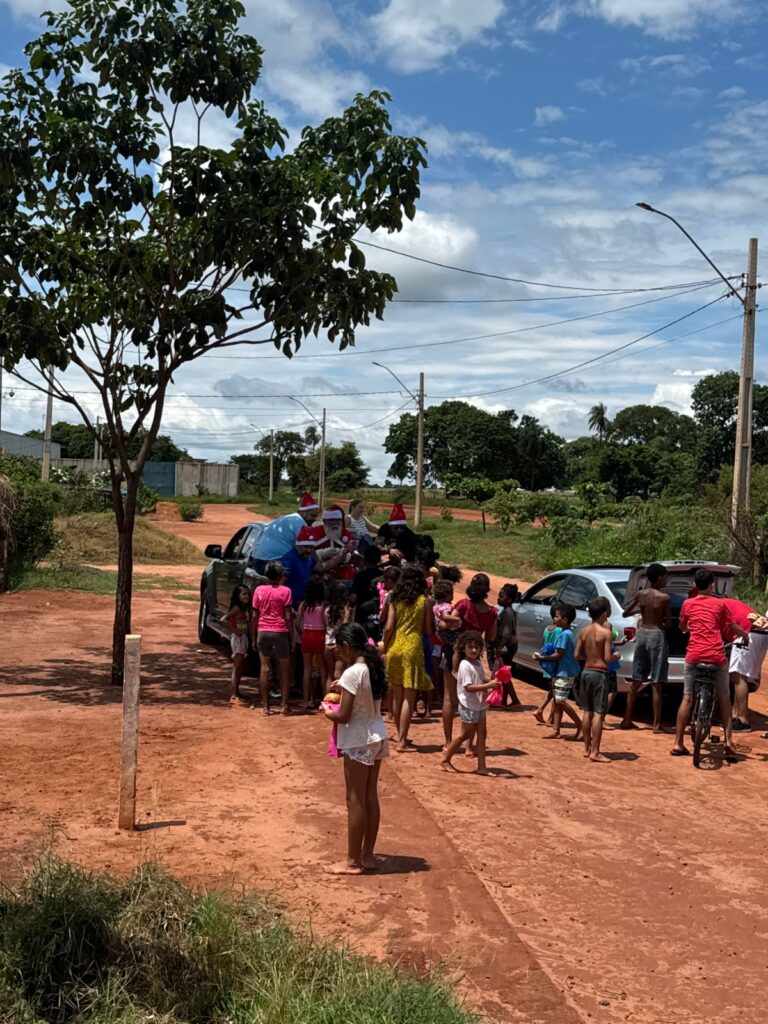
[609,404,696,451]
[692,371,768,480]
[304,425,320,454]
[588,402,611,442]
[230,452,270,488]
[0,0,425,680]
[256,430,306,484]
[27,422,189,461]
[289,440,369,493]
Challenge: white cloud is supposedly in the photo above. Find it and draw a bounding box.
[534,105,566,126]
[578,0,743,38]
[650,382,696,414]
[577,75,609,96]
[719,86,746,100]
[266,65,372,120]
[619,53,709,77]
[1,0,65,16]
[370,0,505,73]
[536,5,568,31]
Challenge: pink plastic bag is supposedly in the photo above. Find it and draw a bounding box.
[327,721,341,758]
[486,684,503,707]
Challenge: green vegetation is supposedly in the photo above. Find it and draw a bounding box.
[179,502,204,523]
[27,421,191,462]
[419,517,542,582]
[55,514,204,566]
[11,566,195,595]
[0,854,475,1024]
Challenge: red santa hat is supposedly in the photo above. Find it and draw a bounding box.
[299,491,318,511]
[322,504,344,520]
[389,503,407,526]
[295,525,316,547]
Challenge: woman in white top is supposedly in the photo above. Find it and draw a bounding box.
[346,499,378,550]
[323,622,389,874]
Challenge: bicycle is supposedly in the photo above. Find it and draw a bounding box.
[690,641,741,768]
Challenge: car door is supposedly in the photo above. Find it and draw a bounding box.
[215,527,249,615]
[515,574,568,668]
[556,574,599,641]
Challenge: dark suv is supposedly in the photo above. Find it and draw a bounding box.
[198,522,267,644]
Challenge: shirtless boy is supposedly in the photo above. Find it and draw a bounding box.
[621,562,671,732]
[575,599,614,762]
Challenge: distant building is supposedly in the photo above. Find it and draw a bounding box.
[0,430,61,460]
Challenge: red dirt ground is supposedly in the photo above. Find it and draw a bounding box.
[3,503,768,1024]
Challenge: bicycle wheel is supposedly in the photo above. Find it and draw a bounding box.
[693,688,713,768]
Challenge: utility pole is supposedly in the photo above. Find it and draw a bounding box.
[732,238,759,529]
[0,358,4,450]
[41,372,54,482]
[415,372,425,529]
[268,429,274,502]
[319,408,326,510]
[93,416,101,464]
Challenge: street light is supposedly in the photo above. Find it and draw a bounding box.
[250,422,274,502]
[636,201,758,528]
[372,361,425,529]
[289,397,326,509]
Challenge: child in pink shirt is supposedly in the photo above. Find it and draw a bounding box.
[251,560,294,715]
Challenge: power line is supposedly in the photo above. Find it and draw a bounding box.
[441,292,729,401]
[143,278,729,362]
[356,239,743,294]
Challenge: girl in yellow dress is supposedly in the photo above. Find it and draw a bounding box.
[383,565,434,752]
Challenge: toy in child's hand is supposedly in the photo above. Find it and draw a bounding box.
[323,692,340,704]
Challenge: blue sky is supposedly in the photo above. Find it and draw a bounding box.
[1,0,766,480]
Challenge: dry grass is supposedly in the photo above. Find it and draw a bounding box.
[55,513,204,566]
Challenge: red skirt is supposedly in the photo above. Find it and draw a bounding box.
[301,629,325,655]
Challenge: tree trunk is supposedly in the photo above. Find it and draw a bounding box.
[111,478,138,685]
[0,534,7,593]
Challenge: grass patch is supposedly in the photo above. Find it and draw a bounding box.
[0,853,476,1024]
[418,517,543,581]
[12,566,196,595]
[55,513,204,565]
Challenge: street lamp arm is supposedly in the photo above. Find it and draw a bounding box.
[288,396,323,428]
[372,361,417,402]
[636,202,744,306]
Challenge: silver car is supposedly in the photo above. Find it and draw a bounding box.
[513,562,740,690]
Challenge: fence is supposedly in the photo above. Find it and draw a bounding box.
[50,458,239,498]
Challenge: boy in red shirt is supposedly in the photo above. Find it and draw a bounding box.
[672,570,748,759]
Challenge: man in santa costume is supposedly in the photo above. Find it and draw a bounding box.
[309,505,359,583]
[251,491,320,573]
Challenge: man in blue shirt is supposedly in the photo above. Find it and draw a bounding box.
[281,533,344,609]
[252,491,320,572]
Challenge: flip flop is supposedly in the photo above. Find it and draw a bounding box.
[670,747,690,757]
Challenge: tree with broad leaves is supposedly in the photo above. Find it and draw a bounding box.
[0,0,426,682]
[304,425,320,455]
[255,430,305,486]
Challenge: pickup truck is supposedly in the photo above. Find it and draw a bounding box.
[198,522,267,644]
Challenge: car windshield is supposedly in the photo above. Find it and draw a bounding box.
[607,581,627,606]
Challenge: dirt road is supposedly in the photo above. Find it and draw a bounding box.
[2,503,768,1024]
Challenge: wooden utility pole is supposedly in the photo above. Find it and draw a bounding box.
[415,372,425,529]
[319,408,327,509]
[732,238,759,530]
[41,372,54,481]
[118,634,141,830]
[268,429,274,502]
[0,358,4,446]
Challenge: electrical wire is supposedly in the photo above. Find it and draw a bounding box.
[355,239,743,293]
[440,292,730,401]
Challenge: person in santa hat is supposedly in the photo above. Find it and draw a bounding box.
[251,492,320,574]
[376,503,433,564]
[310,505,359,583]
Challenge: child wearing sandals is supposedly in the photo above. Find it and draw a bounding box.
[533,602,583,740]
[251,561,294,716]
[323,622,389,874]
[296,575,327,709]
[441,630,498,775]
[222,585,251,707]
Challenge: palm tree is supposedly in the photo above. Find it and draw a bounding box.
[304,425,320,454]
[588,403,610,442]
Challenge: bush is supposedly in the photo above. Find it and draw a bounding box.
[0,456,58,579]
[136,481,158,514]
[179,502,203,522]
[0,853,476,1024]
[440,506,454,522]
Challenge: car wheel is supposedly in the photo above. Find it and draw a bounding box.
[198,592,219,645]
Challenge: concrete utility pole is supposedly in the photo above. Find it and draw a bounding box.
[635,204,758,533]
[268,429,275,502]
[41,372,54,481]
[319,408,326,510]
[732,238,759,527]
[373,361,425,528]
[415,372,425,529]
[0,359,3,445]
